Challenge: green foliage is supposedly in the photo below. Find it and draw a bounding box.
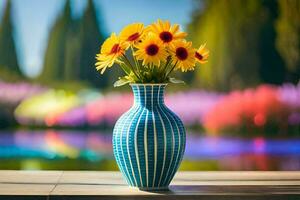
[39,0,107,88]
[188,0,286,91]
[76,0,108,88]
[64,18,81,81]
[276,0,300,83]
[113,76,131,87]
[0,66,23,82]
[111,49,186,86]
[168,77,185,84]
[38,0,72,82]
[0,0,22,77]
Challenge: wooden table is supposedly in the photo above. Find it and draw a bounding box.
[0,171,300,199]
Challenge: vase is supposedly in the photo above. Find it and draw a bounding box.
[112,83,186,190]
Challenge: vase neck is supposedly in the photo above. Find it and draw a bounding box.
[131,84,166,108]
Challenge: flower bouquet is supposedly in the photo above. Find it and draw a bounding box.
[95,19,209,190]
[96,19,209,86]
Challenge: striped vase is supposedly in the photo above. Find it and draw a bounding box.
[113,83,186,190]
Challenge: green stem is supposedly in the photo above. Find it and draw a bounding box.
[151,63,155,76]
[165,61,178,80]
[162,56,172,81]
[130,46,143,81]
[122,54,141,80]
[119,63,130,76]
[164,56,172,71]
[131,47,139,68]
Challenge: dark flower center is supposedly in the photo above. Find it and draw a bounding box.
[146,44,159,56]
[159,31,173,43]
[110,44,121,54]
[127,33,140,41]
[195,52,203,60]
[176,47,188,60]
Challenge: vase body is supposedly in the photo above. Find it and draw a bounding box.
[112,84,186,190]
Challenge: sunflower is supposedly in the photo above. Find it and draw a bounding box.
[134,33,168,66]
[148,19,187,45]
[170,40,196,72]
[95,33,127,74]
[195,44,209,64]
[120,23,145,48]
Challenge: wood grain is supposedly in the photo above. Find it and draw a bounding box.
[0,171,299,200]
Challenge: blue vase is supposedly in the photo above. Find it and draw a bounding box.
[113,84,186,190]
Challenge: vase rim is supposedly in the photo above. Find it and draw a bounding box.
[130,83,168,86]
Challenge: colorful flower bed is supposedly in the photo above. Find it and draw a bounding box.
[1,81,299,135]
[204,83,300,135]
[0,81,46,105]
[14,90,221,128]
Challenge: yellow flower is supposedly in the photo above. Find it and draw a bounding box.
[120,23,145,47]
[95,33,127,74]
[195,44,209,64]
[148,19,187,45]
[170,40,196,72]
[134,33,168,66]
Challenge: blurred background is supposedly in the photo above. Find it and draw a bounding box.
[0,0,299,171]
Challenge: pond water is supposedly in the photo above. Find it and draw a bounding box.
[0,130,300,171]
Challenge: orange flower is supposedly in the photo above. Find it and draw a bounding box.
[120,23,145,47]
[148,19,187,45]
[195,44,209,64]
[95,33,127,74]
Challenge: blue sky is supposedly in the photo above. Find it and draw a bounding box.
[0,0,195,77]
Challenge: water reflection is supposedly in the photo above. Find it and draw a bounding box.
[0,130,299,170]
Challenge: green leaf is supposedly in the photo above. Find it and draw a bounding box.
[113,77,131,87]
[169,77,185,84]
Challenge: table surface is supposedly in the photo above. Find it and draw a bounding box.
[0,171,300,200]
